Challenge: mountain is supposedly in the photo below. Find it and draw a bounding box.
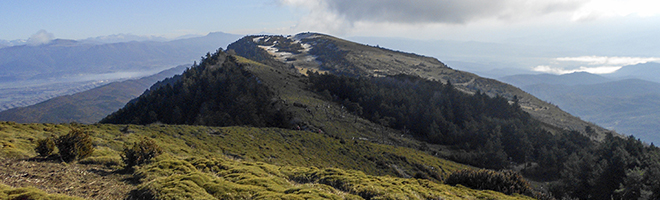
[0,31,242,111]
[3,33,659,200]
[98,33,660,199]
[0,65,187,124]
[80,33,170,44]
[0,39,27,47]
[103,36,566,169]
[521,79,660,144]
[226,33,609,140]
[500,72,612,88]
[606,62,660,83]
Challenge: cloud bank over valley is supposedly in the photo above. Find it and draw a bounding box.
[534,56,660,74]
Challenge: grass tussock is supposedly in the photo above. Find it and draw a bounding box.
[0,183,83,200]
[129,157,534,200]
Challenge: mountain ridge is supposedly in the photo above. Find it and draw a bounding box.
[606,62,660,83]
[228,33,611,140]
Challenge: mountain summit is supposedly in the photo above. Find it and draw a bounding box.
[227,32,609,140]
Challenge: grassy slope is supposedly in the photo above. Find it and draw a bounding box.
[0,122,532,199]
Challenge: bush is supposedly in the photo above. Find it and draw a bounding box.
[444,169,533,196]
[34,137,56,157]
[123,137,163,169]
[56,128,94,162]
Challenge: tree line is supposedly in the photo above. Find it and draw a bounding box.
[308,72,660,199]
[100,49,292,128]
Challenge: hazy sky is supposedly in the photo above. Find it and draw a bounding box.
[2,0,660,74]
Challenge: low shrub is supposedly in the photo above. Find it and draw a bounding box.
[79,156,123,167]
[123,137,163,169]
[444,169,533,196]
[56,128,94,162]
[35,137,56,157]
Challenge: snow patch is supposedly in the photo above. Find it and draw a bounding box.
[252,36,266,43]
[253,35,325,75]
[258,44,295,62]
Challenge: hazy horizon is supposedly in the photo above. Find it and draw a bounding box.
[3,0,660,74]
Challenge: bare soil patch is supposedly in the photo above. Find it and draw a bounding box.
[0,158,135,199]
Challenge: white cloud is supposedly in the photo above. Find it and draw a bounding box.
[572,0,660,21]
[278,0,586,36]
[556,56,660,66]
[26,30,54,46]
[533,65,622,74]
[278,0,350,34]
[534,56,660,74]
[533,65,571,74]
[283,0,584,24]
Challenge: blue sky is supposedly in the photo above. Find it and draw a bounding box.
[2,0,660,74]
[0,0,300,40]
[3,0,658,41]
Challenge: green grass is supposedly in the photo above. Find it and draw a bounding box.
[0,183,82,200]
[0,121,464,178]
[0,121,538,199]
[130,156,534,200]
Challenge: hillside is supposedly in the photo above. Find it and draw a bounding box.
[227,33,610,140]
[520,79,660,144]
[0,65,187,124]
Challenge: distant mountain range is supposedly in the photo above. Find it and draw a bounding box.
[500,66,660,144]
[0,32,240,82]
[0,32,241,111]
[604,62,660,83]
[0,65,187,124]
